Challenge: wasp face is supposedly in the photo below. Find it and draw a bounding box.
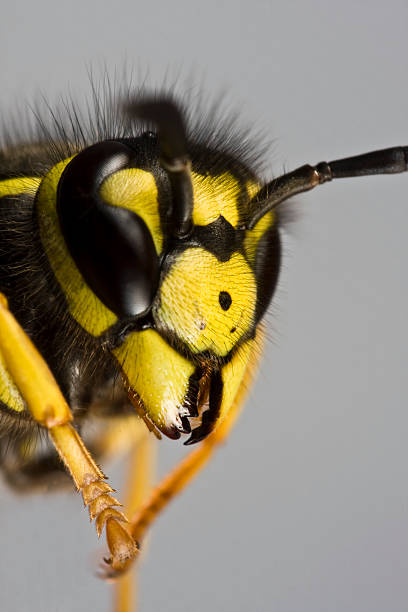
[36,100,281,443]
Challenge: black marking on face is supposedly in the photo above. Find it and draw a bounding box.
[219,291,232,311]
[190,216,243,262]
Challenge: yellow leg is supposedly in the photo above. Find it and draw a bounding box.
[0,293,138,573]
[113,424,156,612]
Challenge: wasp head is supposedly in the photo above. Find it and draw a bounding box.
[39,98,281,443]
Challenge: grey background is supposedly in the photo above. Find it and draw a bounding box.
[1,1,408,611]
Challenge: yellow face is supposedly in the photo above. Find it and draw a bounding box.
[155,248,257,357]
[109,170,263,441]
[36,154,268,442]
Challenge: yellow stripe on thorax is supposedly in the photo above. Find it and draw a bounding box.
[36,158,117,336]
[0,175,51,411]
[0,177,41,198]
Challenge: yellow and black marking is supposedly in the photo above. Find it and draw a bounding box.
[0,108,281,447]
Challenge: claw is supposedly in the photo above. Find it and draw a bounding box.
[96,557,120,581]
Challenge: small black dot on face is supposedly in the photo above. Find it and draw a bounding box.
[219,291,232,311]
[230,326,237,334]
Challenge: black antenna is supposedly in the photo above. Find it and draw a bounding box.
[126,98,194,238]
[247,146,408,229]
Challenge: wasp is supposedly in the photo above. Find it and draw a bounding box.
[0,88,406,611]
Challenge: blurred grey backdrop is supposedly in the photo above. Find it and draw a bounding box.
[1,1,408,611]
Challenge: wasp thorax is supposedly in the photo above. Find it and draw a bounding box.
[154,247,257,357]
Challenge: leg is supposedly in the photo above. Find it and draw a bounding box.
[0,293,138,573]
[1,414,147,493]
[112,423,157,612]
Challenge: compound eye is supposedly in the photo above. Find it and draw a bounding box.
[218,291,232,311]
[57,141,160,319]
[253,226,281,322]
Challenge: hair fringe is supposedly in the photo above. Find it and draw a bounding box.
[1,69,273,179]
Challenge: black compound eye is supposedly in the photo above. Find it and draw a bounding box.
[57,140,161,320]
[219,291,232,311]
